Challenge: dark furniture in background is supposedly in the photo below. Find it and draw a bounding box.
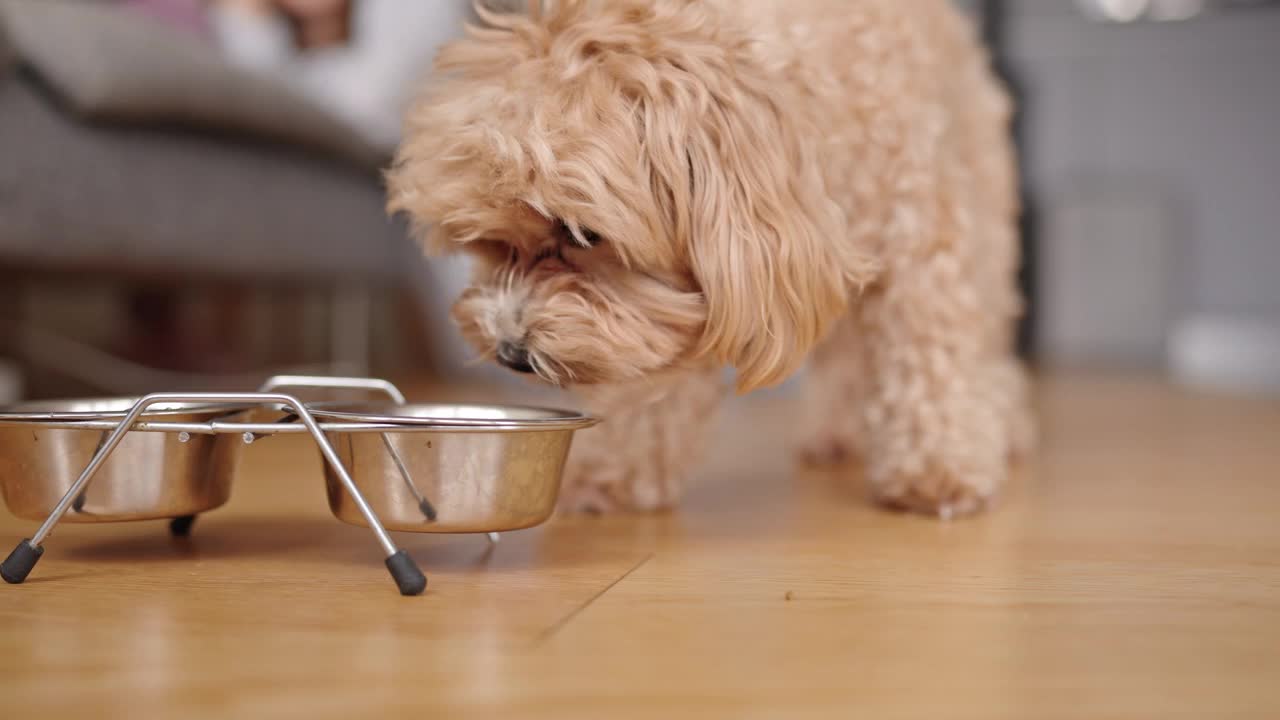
[979,0,1038,358]
[0,0,444,396]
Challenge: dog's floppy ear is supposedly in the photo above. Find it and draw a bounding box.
[646,64,877,393]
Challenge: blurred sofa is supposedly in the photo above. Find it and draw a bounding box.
[0,0,450,390]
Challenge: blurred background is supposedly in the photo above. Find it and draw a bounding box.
[983,0,1280,396]
[0,0,1277,403]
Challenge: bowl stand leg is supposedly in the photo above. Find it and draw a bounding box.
[2,391,427,596]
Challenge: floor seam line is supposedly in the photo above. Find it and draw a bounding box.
[530,552,654,648]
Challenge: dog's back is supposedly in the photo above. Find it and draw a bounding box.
[727,0,1020,345]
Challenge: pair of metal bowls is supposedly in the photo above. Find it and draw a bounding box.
[0,397,595,534]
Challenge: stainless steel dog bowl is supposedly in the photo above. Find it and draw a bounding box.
[0,399,247,522]
[308,403,598,533]
[0,377,602,596]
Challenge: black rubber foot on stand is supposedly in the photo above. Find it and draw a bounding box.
[2,539,44,584]
[385,550,427,596]
[169,515,197,537]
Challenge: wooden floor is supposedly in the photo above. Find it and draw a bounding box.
[2,373,1278,719]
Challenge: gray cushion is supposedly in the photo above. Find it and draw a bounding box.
[0,77,418,282]
[0,0,384,169]
[0,8,12,73]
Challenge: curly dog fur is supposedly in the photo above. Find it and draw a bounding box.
[388,0,1032,518]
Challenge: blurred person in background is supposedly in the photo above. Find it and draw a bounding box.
[79,0,475,376]
[119,0,473,152]
[206,0,472,151]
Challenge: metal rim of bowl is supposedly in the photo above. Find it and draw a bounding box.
[0,399,254,424]
[306,402,599,432]
[0,400,598,434]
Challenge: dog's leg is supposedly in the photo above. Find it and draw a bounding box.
[560,367,726,513]
[797,316,873,467]
[855,252,1025,519]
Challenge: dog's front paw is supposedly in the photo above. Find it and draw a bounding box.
[797,431,861,467]
[557,458,675,514]
[872,464,1002,520]
[557,468,620,514]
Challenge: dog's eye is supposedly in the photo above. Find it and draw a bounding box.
[579,228,603,247]
[553,219,603,248]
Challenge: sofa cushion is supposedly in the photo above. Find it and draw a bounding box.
[0,78,418,283]
[0,0,384,169]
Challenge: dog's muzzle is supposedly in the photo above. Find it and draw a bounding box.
[496,341,535,374]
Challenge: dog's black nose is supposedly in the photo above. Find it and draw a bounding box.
[496,341,535,374]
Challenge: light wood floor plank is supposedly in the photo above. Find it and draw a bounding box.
[2,374,1277,718]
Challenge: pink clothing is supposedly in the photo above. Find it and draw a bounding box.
[119,0,211,38]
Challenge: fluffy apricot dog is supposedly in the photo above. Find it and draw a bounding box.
[388,0,1032,518]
